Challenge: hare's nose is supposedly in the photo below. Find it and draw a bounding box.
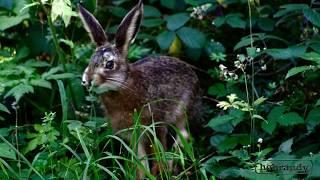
[81,80,88,86]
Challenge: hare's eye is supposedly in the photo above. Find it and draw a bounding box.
[105,60,114,69]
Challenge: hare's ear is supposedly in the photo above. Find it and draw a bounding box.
[115,0,143,57]
[78,4,107,46]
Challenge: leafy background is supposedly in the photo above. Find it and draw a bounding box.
[1,0,320,179]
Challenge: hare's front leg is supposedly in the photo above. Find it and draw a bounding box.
[137,142,148,179]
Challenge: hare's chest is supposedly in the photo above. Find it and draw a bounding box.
[100,93,148,131]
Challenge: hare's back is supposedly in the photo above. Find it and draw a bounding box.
[131,56,199,99]
[132,56,198,86]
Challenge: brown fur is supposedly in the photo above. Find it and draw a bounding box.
[79,1,201,178]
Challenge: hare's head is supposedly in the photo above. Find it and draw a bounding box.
[79,0,143,90]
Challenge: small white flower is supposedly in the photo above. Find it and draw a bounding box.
[219,64,227,70]
[227,94,237,103]
[258,138,263,144]
[234,61,242,69]
[256,48,261,53]
[261,64,267,71]
[233,74,239,80]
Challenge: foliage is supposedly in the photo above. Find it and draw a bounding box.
[0,0,320,179]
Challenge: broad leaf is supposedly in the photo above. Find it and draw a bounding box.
[208,83,226,97]
[257,18,275,31]
[226,13,246,29]
[299,52,320,64]
[285,66,315,79]
[4,84,34,102]
[0,103,9,114]
[306,108,320,131]
[166,13,190,31]
[46,73,75,80]
[277,112,304,126]
[0,143,16,160]
[303,8,320,27]
[160,0,175,9]
[177,27,206,49]
[266,45,307,60]
[51,0,76,27]
[0,14,30,31]
[156,31,176,50]
[0,0,13,10]
[30,79,52,89]
[274,4,309,18]
[279,138,294,153]
[261,106,286,134]
[142,18,165,27]
[144,5,161,17]
[207,115,235,128]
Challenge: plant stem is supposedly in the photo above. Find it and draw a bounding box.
[39,1,65,64]
[247,0,255,152]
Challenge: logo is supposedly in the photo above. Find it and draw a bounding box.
[255,159,312,174]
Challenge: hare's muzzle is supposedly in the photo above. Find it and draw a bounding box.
[81,67,91,87]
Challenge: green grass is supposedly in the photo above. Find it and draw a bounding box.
[0,106,206,179]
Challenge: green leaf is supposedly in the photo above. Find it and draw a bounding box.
[303,8,320,27]
[142,18,165,27]
[261,119,277,135]
[0,0,13,10]
[208,83,226,97]
[42,66,63,79]
[0,128,10,137]
[0,14,30,31]
[108,6,128,17]
[207,115,235,128]
[217,136,238,152]
[277,112,304,126]
[23,138,40,154]
[210,134,227,147]
[217,134,249,152]
[0,103,9,114]
[274,4,309,18]
[278,138,293,153]
[257,18,275,31]
[144,5,161,17]
[51,0,76,27]
[230,149,249,160]
[253,97,267,106]
[166,13,190,31]
[316,99,320,106]
[0,143,16,160]
[4,84,34,102]
[57,80,68,125]
[306,108,320,131]
[261,106,286,134]
[177,27,206,49]
[299,52,320,64]
[234,33,288,51]
[285,66,314,79]
[213,16,225,27]
[30,79,52,89]
[46,73,75,80]
[226,13,246,29]
[160,0,175,9]
[266,45,307,60]
[156,31,176,50]
[205,156,232,164]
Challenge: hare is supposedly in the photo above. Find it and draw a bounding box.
[79,0,201,178]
